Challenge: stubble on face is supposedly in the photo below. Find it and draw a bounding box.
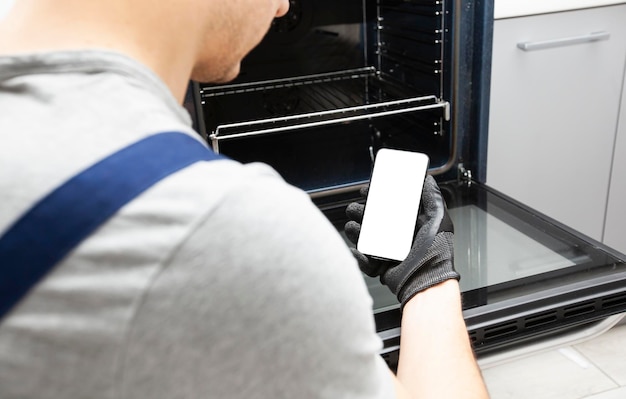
[189,0,287,84]
[190,58,241,84]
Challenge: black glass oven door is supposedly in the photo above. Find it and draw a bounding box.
[320,180,626,355]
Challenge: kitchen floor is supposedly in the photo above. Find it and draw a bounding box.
[478,315,626,399]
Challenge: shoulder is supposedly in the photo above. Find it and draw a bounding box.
[121,160,395,399]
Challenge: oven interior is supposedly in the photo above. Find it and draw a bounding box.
[194,0,453,194]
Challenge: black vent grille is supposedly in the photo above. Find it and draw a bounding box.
[524,310,558,329]
[602,292,626,309]
[469,292,626,354]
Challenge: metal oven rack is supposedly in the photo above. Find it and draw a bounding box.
[200,67,450,154]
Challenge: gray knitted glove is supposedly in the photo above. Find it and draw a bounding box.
[345,175,460,307]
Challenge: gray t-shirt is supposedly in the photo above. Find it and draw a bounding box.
[0,50,394,399]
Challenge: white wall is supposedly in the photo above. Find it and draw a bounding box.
[0,0,15,20]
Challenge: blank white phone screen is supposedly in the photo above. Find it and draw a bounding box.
[357,149,429,261]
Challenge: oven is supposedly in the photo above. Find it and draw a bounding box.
[184,0,626,367]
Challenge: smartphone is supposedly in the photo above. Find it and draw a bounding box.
[357,148,429,261]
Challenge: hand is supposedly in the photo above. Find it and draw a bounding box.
[345,175,460,307]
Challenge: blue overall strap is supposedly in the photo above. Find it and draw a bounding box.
[0,132,225,319]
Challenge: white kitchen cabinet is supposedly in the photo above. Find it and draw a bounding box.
[486,5,626,242]
[494,0,626,19]
[603,73,626,254]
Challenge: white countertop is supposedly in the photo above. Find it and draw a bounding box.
[495,0,626,19]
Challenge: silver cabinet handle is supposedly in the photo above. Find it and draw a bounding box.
[517,31,610,51]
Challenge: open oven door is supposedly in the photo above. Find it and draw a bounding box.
[317,178,626,366]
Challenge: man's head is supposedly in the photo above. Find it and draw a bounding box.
[190,0,290,83]
[0,0,290,100]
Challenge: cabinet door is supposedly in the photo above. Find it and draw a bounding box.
[603,70,626,254]
[486,5,626,241]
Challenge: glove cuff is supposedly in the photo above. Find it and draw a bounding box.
[396,232,460,307]
[398,263,460,307]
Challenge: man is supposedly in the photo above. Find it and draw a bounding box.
[0,0,489,397]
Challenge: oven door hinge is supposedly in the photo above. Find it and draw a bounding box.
[457,163,473,185]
